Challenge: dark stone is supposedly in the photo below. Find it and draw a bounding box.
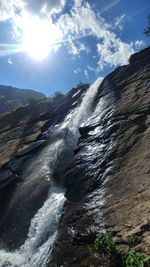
[16,140,46,156]
[129,46,150,64]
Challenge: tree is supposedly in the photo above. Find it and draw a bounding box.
[144,14,150,36]
[27,95,39,105]
[53,91,64,103]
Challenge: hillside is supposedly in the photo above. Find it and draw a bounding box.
[0,85,45,114]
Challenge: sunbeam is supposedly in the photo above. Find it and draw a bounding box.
[0,44,23,57]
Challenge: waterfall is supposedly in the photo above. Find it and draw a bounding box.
[0,78,102,267]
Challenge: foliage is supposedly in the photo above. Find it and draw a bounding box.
[53,91,64,99]
[27,95,40,105]
[144,14,150,36]
[94,232,119,257]
[125,251,150,267]
[127,235,140,246]
[50,91,64,105]
[12,104,27,112]
[54,91,63,97]
[47,96,53,101]
[94,232,150,267]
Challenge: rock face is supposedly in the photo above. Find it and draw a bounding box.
[0,83,89,249]
[51,47,150,266]
[0,85,45,114]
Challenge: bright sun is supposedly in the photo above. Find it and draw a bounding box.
[22,17,60,60]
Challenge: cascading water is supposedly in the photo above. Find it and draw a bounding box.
[0,78,102,267]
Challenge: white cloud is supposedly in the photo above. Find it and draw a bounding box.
[114,14,126,30]
[23,0,66,16]
[97,41,134,70]
[78,42,90,53]
[74,68,81,74]
[8,58,13,65]
[101,0,120,13]
[96,38,145,70]
[134,40,145,50]
[84,69,89,78]
[0,0,66,21]
[0,0,145,70]
[0,0,24,21]
[87,65,95,72]
[74,0,83,8]
[57,1,144,69]
[68,40,89,56]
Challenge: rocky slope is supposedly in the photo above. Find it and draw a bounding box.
[50,47,150,267]
[0,83,89,249]
[0,85,45,114]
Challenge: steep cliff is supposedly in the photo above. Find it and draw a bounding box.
[51,47,150,267]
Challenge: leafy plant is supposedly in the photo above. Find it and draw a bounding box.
[94,232,150,267]
[125,251,150,267]
[94,232,118,257]
[127,235,140,246]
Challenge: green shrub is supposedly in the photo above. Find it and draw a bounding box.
[28,95,39,105]
[125,251,150,267]
[94,232,118,257]
[94,232,150,267]
[127,235,140,246]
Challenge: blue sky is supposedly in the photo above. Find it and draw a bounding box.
[0,0,149,96]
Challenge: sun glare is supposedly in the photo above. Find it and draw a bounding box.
[22,17,60,60]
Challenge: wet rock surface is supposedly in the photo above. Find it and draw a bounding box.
[0,84,89,249]
[52,47,150,267]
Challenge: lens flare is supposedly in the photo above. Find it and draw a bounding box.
[21,16,61,60]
